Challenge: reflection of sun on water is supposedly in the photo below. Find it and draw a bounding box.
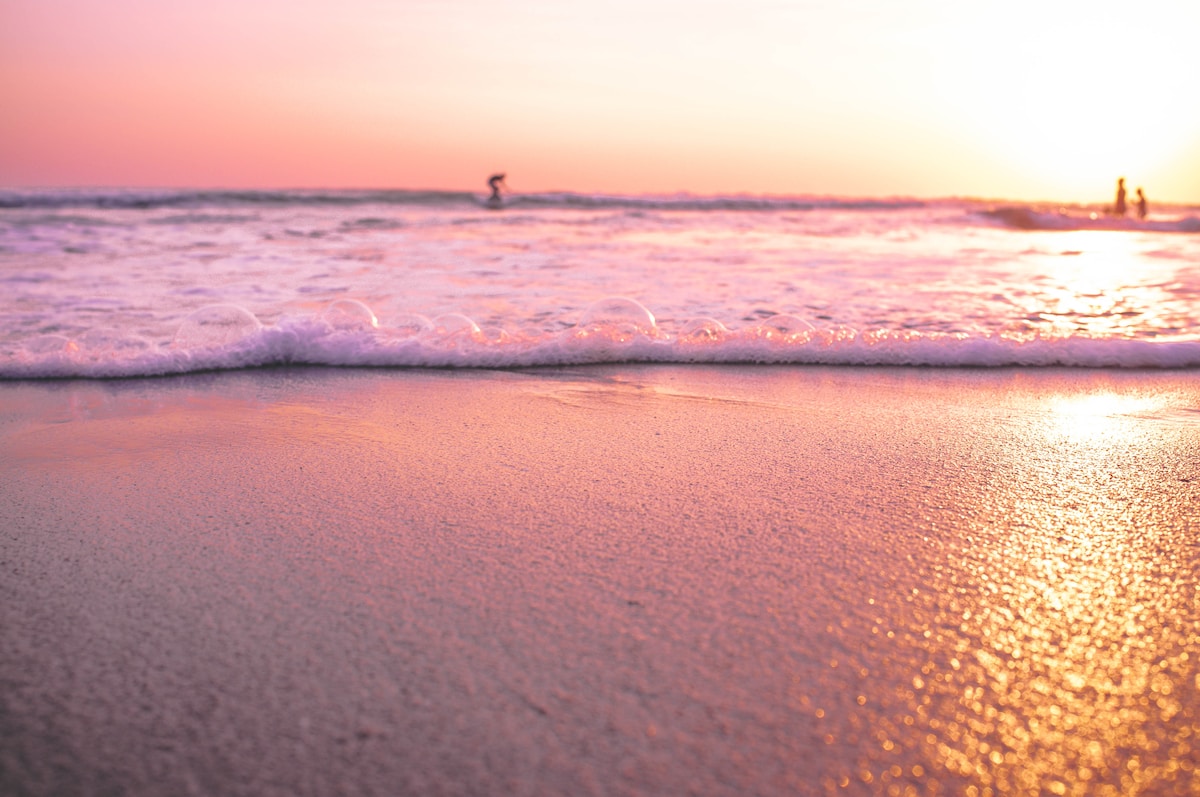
[1023,233,1179,339]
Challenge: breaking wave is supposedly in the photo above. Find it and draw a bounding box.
[4,298,1200,379]
[980,205,1200,233]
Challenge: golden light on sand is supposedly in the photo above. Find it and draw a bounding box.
[899,381,1197,795]
[1043,391,1165,444]
[947,532,1196,796]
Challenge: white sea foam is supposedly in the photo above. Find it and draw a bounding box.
[3,298,1200,378]
[2,190,1198,378]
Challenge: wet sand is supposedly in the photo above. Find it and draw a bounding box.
[2,365,1199,796]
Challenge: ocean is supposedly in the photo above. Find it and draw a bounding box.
[5,188,1200,796]
[2,188,1199,378]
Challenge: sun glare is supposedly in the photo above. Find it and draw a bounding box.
[931,2,1200,200]
[1045,391,1165,445]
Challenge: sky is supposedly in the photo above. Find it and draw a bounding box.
[2,0,1198,202]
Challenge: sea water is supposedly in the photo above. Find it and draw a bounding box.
[1,188,1199,378]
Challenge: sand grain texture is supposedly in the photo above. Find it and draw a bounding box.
[3,366,1199,796]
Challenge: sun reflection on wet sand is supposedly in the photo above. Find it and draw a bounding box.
[885,380,1199,795]
[1044,391,1168,443]
[510,368,1200,795]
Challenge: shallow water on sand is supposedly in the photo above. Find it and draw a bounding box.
[3,192,1200,376]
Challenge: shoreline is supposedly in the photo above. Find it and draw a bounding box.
[3,365,1199,795]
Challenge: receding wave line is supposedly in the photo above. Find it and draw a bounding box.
[5,299,1200,380]
[0,188,927,214]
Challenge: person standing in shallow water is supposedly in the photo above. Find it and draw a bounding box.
[1136,187,1147,220]
[1113,177,1127,217]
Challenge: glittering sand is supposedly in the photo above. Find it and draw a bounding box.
[2,365,1199,796]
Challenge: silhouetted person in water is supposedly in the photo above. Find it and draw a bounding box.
[1136,187,1147,220]
[487,173,507,204]
[1113,177,1127,217]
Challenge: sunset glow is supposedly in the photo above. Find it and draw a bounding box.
[2,0,1199,201]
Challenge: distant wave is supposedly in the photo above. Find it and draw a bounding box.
[980,205,1200,233]
[5,299,1199,379]
[504,193,927,213]
[0,188,927,214]
[8,190,1200,227]
[0,188,477,210]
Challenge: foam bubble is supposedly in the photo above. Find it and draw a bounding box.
[321,299,378,331]
[679,318,730,343]
[421,313,481,346]
[477,327,511,343]
[755,314,816,342]
[578,297,657,333]
[173,304,262,349]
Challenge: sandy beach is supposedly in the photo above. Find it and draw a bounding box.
[2,365,1199,796]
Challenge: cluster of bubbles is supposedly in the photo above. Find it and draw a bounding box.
[15,297,1200,373]
[167,296,851,351]
[10,296,912,370]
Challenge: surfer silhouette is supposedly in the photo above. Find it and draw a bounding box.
[1113,178,1127,217]
[1136,187,1147,220]
[486,173,507,207]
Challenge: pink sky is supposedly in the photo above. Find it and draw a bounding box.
[3,0,1198,202]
